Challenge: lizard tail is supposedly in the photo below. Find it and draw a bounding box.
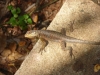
[65,37,100,45]
[76,40,100,45]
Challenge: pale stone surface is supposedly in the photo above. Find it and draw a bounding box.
[15,0,100,75]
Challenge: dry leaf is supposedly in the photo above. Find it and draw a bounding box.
[8,51,22,61]
[0,34,6,53]
[18,41,26,47]
[1,49,11,57]
[94,64,100,72]
[8,42,17,52]
[32,13,38,23]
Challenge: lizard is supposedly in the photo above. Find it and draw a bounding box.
[25,29,100,55]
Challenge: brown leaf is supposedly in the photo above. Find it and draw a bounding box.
[8,42,17,53]
[32,13,38,23]
[94,64,100,72]
[1,49,11,57]
[18,41,26,47]
[0,34,7,53]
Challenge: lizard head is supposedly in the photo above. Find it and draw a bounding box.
[25,30,39,39]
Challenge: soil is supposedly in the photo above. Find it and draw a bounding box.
[0,0,63,74]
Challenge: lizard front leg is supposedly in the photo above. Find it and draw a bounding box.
[39,38,48,54]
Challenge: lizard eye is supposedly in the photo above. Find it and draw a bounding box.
[33,32,38,36]
[33,32,36,34]
[26,31,31,34]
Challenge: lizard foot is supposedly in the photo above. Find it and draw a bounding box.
[38,48,46,55]
[67,46,75,59]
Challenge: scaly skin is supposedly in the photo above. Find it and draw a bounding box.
[25,30,100,45]
[25,30,100,55]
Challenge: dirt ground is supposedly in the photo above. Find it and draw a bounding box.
[0,0,63,74]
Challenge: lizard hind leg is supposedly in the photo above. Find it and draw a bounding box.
[60,41,66,51]
[60,41,75,59]
[67,46,75,59]
[61,28,66,35]
[38,38,48,54]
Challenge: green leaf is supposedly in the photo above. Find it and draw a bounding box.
[27,18,33,24]
[18,20,27,30]
[7,5,32,30]
[18,20,26,26]
[11,8,17,15]
[13,14,18,18]
[7,5,14,10]
[23,14,29,19]
[8,17,18,26]
[18,15,24,20]
[20,25,27,30]
[16,7,21,14]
